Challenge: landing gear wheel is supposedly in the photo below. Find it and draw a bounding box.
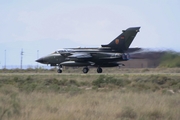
[97,67,102,73]
[57,69,62,73]
[83,67,89,74]
[57,65,63,73]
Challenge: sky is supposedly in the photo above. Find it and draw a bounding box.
[0,0,180,68]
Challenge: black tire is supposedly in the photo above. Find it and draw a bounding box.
[97,67,102,73]
[57,69,62,73]
[83,67,89,73]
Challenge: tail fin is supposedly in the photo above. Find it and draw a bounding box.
[101,27,140,52]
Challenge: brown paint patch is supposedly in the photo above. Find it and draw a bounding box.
[115,39,119,45]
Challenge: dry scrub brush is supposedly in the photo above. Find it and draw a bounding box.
[0,74,180,119]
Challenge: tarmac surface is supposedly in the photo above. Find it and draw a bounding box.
[0,72,180,76]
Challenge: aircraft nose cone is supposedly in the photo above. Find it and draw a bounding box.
[36,58,44,63]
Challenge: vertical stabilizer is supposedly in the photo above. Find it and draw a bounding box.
[101,27,140,52]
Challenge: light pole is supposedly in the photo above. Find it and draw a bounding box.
[20,49,24,69]
[37,50,39,68]
[4,50,6,69]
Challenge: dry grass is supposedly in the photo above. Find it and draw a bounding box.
[1,89,180,120]
[0,73,180,120]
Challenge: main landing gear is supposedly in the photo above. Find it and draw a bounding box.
[57,65,62,73]
[83,67,89,74]
[97,67,102,73]
[82,67,103,74]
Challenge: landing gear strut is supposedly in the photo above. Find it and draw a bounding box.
[97,67,102,73]
[57,65,62,73]
[83,67,89,74]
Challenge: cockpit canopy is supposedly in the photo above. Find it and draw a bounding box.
[52,49,73,54]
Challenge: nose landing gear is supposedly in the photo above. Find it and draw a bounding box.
[57,65,63,73]
[57,69,62,73]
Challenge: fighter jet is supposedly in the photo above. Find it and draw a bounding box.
[36,27,140,73]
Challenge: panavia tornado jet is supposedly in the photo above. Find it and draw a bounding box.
[36,27,140,73]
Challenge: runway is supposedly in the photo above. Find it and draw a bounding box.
[0,72,180,76]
